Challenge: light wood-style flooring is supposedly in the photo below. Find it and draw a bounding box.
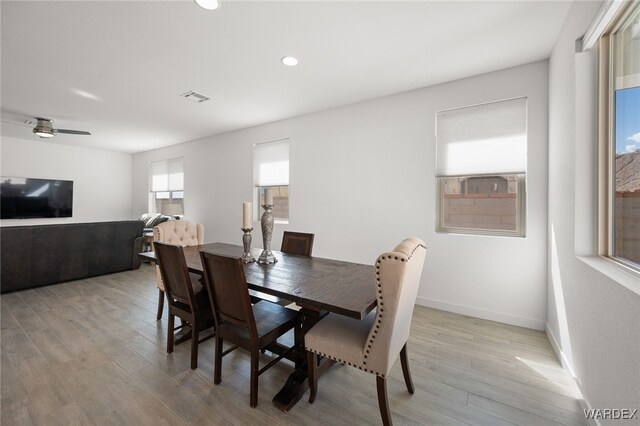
[1,264,586,425]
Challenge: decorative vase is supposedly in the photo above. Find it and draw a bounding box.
[241,228,256,263]
[258,204,277,264]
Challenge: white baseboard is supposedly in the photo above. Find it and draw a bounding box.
[546,324,599,426]
[415,296,546,330]
[545,324,576,377]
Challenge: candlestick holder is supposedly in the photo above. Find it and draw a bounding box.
[257,204,277,264]
[241,228,256,263]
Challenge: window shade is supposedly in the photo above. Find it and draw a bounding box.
[613,4,640,91]
[254,139,289,186]
[436,97,527,177]
[150,157,184,192]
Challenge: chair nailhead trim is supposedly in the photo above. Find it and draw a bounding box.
[305,348,381,375]
[406,243,427,260]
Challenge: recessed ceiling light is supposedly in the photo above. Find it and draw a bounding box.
[281,56,298,67]
[194,0,220,10]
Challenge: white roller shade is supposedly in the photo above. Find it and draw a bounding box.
[167,158,183,191]
[254,139,289,186]
[436,97,527,177]
[150,157,184,192]
[613,4,640,91]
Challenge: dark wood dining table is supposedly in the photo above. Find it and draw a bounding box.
[138,242,377,411]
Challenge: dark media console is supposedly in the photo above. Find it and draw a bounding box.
[1,220,144,293]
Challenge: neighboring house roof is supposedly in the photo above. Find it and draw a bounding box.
[616,151,640,192]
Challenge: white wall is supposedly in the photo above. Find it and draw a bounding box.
[0,137,132,226]
[547,0,640,415]
[133,61,549,330]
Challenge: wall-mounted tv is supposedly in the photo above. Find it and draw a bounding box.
[1,177,73,219]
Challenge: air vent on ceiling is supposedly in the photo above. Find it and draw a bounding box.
[23,119,36,126]
[180,90,210,103]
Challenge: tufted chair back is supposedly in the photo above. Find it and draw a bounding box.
[364,237,426,377]
[153,220,204,291]
[153,220,204,247]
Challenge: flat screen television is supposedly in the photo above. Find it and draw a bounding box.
[1,177,73,219]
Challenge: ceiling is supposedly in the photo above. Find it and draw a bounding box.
[1,1,572,154]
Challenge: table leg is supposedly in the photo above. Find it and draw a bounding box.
[272,307,332,412]
[174,325,192,344]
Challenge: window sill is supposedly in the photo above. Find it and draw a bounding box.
[576,255,640,296]
[437,228,525,238]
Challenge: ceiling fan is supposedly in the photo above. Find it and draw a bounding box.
[31,117,91,138]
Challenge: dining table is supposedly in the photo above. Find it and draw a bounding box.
[138,242,377,412]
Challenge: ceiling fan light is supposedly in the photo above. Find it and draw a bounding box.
[34,130,54,138]
[194,0,219,10]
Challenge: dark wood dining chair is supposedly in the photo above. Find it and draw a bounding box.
[281,231,314,256]
[153,220,204,320]
[154,241,214,370]
[305,238,427,426]
[199,251,301,408]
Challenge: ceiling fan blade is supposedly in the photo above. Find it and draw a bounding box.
[0,120,32,128]
[55,129,91,135]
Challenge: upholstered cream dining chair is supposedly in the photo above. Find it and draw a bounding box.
[153,220,204,320]
[304,237,427,426]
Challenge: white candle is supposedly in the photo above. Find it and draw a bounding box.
[243,202,252,229]
[265,188,273,206]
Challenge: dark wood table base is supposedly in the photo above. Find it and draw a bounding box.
[271,306,335,412]
[272,358,335,412]
[174,326,192,345]
[175,320,215,345]
[273,369,308,412]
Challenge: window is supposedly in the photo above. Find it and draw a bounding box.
[436,97,527,237]
[149,157,184,216]
[600,2,640,270]
[253,139,289,222]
